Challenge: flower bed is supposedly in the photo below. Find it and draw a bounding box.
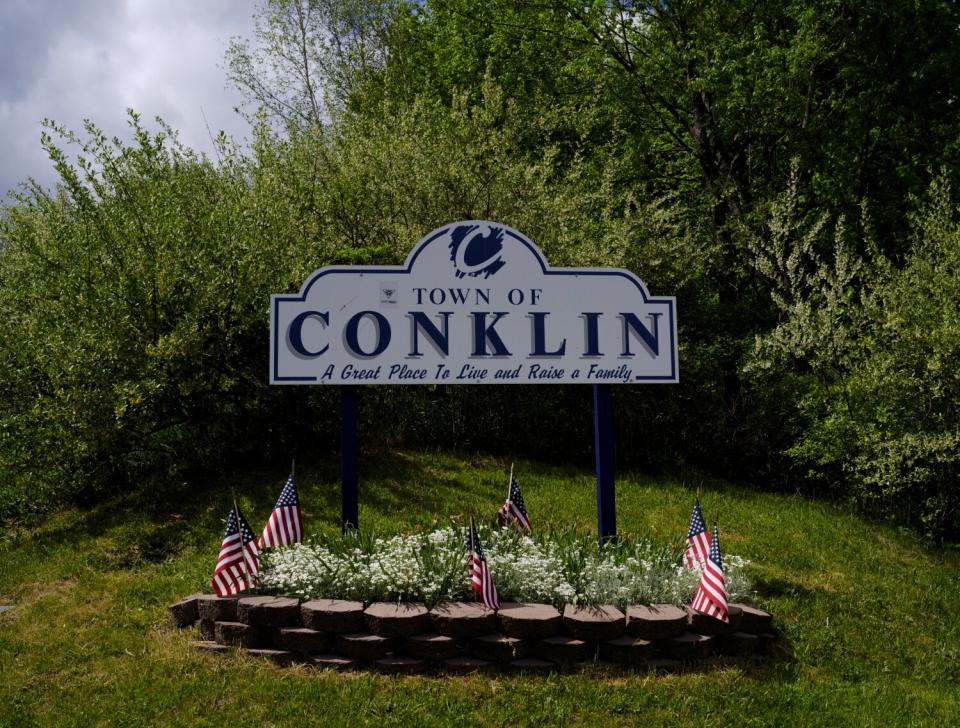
[171,527,771,674]
[256,527,753,609]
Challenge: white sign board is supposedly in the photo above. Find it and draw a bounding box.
[270,222,678,385]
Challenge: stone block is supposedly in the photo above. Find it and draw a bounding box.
[625,604,687,639]
[199,619,216,642]
[191,640,229,654]
[301,599,365,633]
[508,658,554,674]
[275,627,328,653]
[715,631,759,657]
[197,595,238,622]
[497,603,562,639]
[562,604,625,641]
[245,648,295,666]
[430,602,497,637]
[237,596,301,628]
[471,634,529,662]
[335,632,394,661]
[364,602,430,638]
[442,657,492,674]
[687,604,742,635]
[598,636,653,664]
[374,656,428,674]
[169,593,203,628]
[405,633,463,661]
[538,635,590,664]
[309,654,357,671]
[664,632,713,661]
[730,603,773,634]
[215,621,269,648]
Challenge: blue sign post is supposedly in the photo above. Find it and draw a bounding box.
[270,221,679,537]
[593,384,616,544]
[340,387,359,531]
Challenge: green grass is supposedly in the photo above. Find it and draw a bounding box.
[1,450,958,727]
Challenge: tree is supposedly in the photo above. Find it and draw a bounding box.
[226,0,400,128]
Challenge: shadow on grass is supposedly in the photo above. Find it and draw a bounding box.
[8,457,342,564]
[10,448,552,562]
[354,450,500,515]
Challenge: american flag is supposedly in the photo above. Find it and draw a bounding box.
[211,503,260,597]
[467,523,500,610]
[690,521,728,622]
[497,473,531,532]
[684,497,711,570]
[259,472,303,549]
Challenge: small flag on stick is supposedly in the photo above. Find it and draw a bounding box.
[259,470,303,549]
[497,465,531,532]
[690,521,728,622]
[468,519,500,610]
[683,497,711,570]
[211,502,260,597]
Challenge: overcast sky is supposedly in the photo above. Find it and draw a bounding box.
[0,0,256,201]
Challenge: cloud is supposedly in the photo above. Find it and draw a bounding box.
[0,0,255,200]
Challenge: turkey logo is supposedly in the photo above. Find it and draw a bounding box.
[448,224,507,279]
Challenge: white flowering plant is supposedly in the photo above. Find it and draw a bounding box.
[257,525,752,609]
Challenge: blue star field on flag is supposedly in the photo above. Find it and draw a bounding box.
[684,497,711,570]
[259,472,303,549]
[497,473,532,532]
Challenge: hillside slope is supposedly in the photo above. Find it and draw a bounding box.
[1,451,958,726]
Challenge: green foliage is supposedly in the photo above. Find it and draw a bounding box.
[0,114,333,516]
[4,0,960,542]
[748,174,960,540]
[225,0,400,127]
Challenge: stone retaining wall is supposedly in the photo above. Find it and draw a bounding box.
[170,594,775,674]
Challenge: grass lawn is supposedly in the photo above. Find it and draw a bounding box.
[1,450,958,727]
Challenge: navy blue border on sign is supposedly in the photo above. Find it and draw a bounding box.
[270,224,678,384]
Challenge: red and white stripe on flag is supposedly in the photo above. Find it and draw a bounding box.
[211,504,260,597]
[507,502,531,531]
[497,501,531,532]
[692,522,728,622]
[211,535,260,597]
[691,559,728,622]
[471,554,500,610]
[685,530,711,570]
[259,474,303,549]
[260,505,303,549]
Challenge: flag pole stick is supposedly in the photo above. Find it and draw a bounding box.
[232,493,250,595]
[468,517,475,604]
[508,463,514,500]
[468,517,475,575]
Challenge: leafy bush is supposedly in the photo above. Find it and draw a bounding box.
[0,89,744,519]
[748,173,960,541]
[0,115,339,516]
